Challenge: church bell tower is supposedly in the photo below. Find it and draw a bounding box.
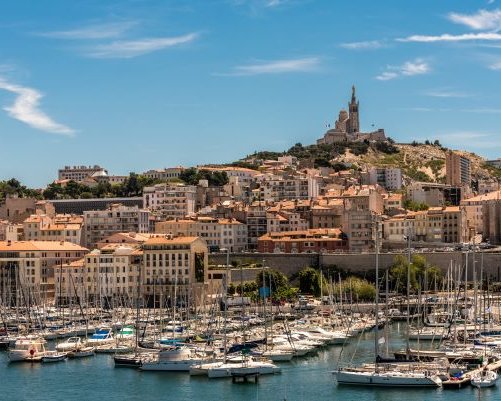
[347,85,360,133]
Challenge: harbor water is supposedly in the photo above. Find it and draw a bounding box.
[1,323,498,401]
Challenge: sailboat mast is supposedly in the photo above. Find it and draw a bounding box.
[374,218,380,365]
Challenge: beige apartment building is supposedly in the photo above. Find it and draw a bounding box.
[83,204,150,249]
[383,206,467,244]
[58,165,108,182]
[54,244,142,306]
[142,236,208,307]
[24,214,84,245]
[461,189,501,235]
[0,240,88,304]
[155,217,247,252]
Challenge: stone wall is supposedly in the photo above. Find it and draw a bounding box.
[210,251,501,281]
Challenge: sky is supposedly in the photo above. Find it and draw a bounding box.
[1,0,501,187]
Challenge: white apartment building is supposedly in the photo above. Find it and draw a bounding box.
[368,167,403,191]
[58,165,107,182]
[259,177,310,202]
[155,217,247,252]
[143,184,197,219]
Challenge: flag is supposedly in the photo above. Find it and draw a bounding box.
[378,337,385,344]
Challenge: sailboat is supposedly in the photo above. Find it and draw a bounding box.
[471,368,498,388]
[333,223,443,387]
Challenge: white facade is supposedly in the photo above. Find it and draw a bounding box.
[143,184,197,219]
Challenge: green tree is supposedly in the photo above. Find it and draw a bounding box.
[256,269,288,294]
[298,267,323,296]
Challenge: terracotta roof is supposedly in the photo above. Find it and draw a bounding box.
[0,241,88,252]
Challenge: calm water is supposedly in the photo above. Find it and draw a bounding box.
[1,323,498,401]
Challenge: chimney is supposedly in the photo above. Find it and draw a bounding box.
[7,240,11,246]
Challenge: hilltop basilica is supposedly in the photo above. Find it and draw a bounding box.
[317,86,386,145]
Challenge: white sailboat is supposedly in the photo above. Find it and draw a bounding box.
[471,369,498,388]
[334,223,443,388]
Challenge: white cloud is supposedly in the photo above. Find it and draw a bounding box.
[340,40,385,50]
[401,59,430,75]
[265,0,286,7]
[376,71,399,81]
[398,32,501,42]
[376,58,430,81]
[0,78,74,136]
[221,57,320,76]
[86,33,199,58]
[424,89,470,98]
[40,21,137,40]
[489,60,501,69]
[448,9,501,31]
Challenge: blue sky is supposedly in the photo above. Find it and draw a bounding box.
[1,0,501,186]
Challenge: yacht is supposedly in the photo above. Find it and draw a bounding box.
[140,346,204,371]
[86,327,115,346]
[334,367,443,387]
[8,336,48,362]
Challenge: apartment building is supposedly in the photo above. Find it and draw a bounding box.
[83,204,150,249]
[23,214,84,245]
[446,151,471,187]
[257,228,348,254]
[383,206,467,244]
[155,217,248,252]
[266,209,309,233]
[259,176,310,202]
[58,165,108,182]
[54,244,143,306]
[143,184,197,219]
[311,199,344,229]
[142,236,208,306]
[367,167,403,191]
[460,189,501,235]
[0,240,88,304]
[142,167,185,181]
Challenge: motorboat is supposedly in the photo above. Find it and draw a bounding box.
[8,336,48,362]
[141,346,204,371]
[56,337,84,352]
[87,327,115,346]
[41,351,67,363]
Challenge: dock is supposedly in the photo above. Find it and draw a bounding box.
[442,358,501,389]
[231,372,260,383]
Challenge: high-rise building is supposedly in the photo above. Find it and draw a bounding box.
[445,151,471,186]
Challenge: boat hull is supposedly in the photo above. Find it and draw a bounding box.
[334,370,442,387]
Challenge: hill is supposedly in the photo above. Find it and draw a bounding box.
[243,140,501,184]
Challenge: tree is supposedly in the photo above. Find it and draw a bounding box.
[298,267,323,296]
[389,254,443,293]
[256,269,288,294]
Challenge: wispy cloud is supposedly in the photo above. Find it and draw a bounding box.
[448,9,501,31]
[85,33,199,58]
[219,57,320,76]
[398,32,501,42]
[376,58,430,81]
[39,21,137,40]
[265,0,287,7]
[423,89,471,98]
[489,60,501,69]
[0,78,74,136]
[340,40,385,50]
